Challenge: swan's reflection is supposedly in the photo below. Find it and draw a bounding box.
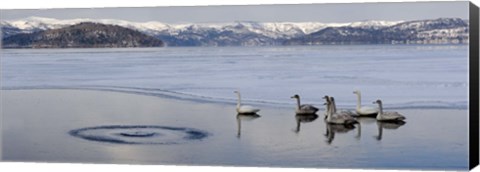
[354,117,377,140]
[294,114,319,133]
[236,113,261,138]
[324,123,356,144]
[375,121,406,141]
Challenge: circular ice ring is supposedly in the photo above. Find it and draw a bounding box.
[69,125,209,145]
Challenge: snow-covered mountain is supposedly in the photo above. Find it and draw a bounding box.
[284,18,469,45]
[348,20,404,29]
[1,17,399,38]
[1,17,468,47]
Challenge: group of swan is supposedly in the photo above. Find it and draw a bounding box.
[354,90,406,121]
[233,90,406,122]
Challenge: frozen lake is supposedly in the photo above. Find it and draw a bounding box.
[1,45,469,109]
[0,45,470,170]
[1,89,469,170]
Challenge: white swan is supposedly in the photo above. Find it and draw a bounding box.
[373,99,406,121]
[324,96,358,125]
[291,94,319,115]
[234,91,260,114]
[353,90,379,116]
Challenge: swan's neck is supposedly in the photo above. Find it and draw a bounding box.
[326,103,333,122]
[324,98,330,117]
[355,93,362,109]
[332,99,337,113]
[376,102,384,118]
[295,98,301,110]
[236,93,242,109]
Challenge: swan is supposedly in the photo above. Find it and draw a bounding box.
[324,96,358,125]
[373,99,406,121]
[353,90,379,116]
[291,94,319,115]
[234,91,260,114]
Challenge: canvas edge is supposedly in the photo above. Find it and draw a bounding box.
[469,1,480,170]
[0,8,4,161]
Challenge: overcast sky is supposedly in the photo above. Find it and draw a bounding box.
[1,1,469,23]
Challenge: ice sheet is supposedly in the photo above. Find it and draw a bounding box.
[1,45,469,109]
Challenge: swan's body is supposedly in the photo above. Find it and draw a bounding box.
[237,105,260,114]
[353,90,379,116]
[291,95,319,115]
[337,110,356,117]
[373,99,406,121]
[234,91,260,114]
[324,96,358,125]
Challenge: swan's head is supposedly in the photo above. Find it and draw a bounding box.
[353,90,360,94]
[291,94,300,99]
[323,95,331,104]
[372,99,382,104]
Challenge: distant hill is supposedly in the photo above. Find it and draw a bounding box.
[2,22,164,48]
